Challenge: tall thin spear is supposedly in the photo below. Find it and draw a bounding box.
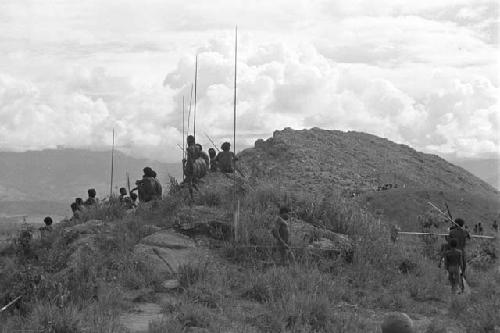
[194,55,198,141]
[182,95,186,178]
[187,84,193,135]
[182,95,185,156]
[233,26,239,241]
[110,128,115,197]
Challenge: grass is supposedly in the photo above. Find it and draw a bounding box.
[1,174,498,332]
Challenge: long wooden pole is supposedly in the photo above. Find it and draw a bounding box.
[194,55,198,142]
[182,95,186,178]
[398,231,495,240]
[110,128,115,197]
[182,96,185,155]
[233,26,239,242]
[187,84,193,135]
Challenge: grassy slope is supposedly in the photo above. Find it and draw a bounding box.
[1,174,498,333]
[1,128,499,332]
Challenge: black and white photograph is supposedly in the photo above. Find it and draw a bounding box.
[0,1,498,332]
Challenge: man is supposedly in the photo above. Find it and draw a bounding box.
[129,192,138,208]
[215,142,237,173]
[70,202,81,221]
[194,144,209,178]
[75,198,84,210]
[118,187,134,208]
[84,189,98,206]
[134,167,162,203]
[448,218,470,278]
[183,135,198,182]
[441,238,464,294]
[477,222,483,235]
[271,206,292,264]
[208,148,217,172]
[39,216,53,241]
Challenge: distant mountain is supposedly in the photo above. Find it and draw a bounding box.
[0,148,183,204]
[450,158,499,190]
[238,128,500,230]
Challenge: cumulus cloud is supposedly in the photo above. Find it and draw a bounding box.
[164,32,498,158]
[0,0,498,162]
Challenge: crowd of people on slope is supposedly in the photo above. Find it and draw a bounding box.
[63,167,163,223]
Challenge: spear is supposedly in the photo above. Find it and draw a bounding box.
[182,96,185,157]
[204,132,221,152]
[194,55,198,141]
[427,201,461,229]
[233,26,239,242]
[109,128,115,197]
[126,172,131,194]
[0,296,22,313]
[187,84,193,135]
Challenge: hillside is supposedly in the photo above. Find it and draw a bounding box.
[451,158,500,190]
[0,149,183,203]
[238,128,500,230]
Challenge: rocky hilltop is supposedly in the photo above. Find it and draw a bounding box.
[239,128,500,229]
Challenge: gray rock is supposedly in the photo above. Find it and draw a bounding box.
[133,243,195,275]
[140,230,195,249]
[162,279,180,289]
[381,312,414,333]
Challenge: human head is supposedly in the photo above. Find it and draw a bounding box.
[455,218,464,227]
[119,187,127,195]
[195,143,202,151]
[151,170,157,178]
[449,238,457,248]
[88,188,96,198]
[279,206,290,220]
[75,198,83,206]
[143,166,154,177]
[44,216,53,226]
[221,142,230,152]
[130,192,138,201]
[208,148,216,158]
[187,135,195,146]
[70,202,78,213]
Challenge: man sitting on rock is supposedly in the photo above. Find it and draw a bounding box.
[215,142,237,173]
[134,167,162,203]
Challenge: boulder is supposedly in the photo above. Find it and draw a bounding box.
[133,244,195,275]
[175,206,233,240]
[133,230,200,276]
[140,230,195,249]
[380,312,414,333]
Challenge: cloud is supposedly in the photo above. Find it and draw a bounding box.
[0,0,498,162]
[163,34,499,158]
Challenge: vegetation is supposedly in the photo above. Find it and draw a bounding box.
[1,126,500,333]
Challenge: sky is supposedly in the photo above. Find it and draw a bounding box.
[0,0,498,163]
